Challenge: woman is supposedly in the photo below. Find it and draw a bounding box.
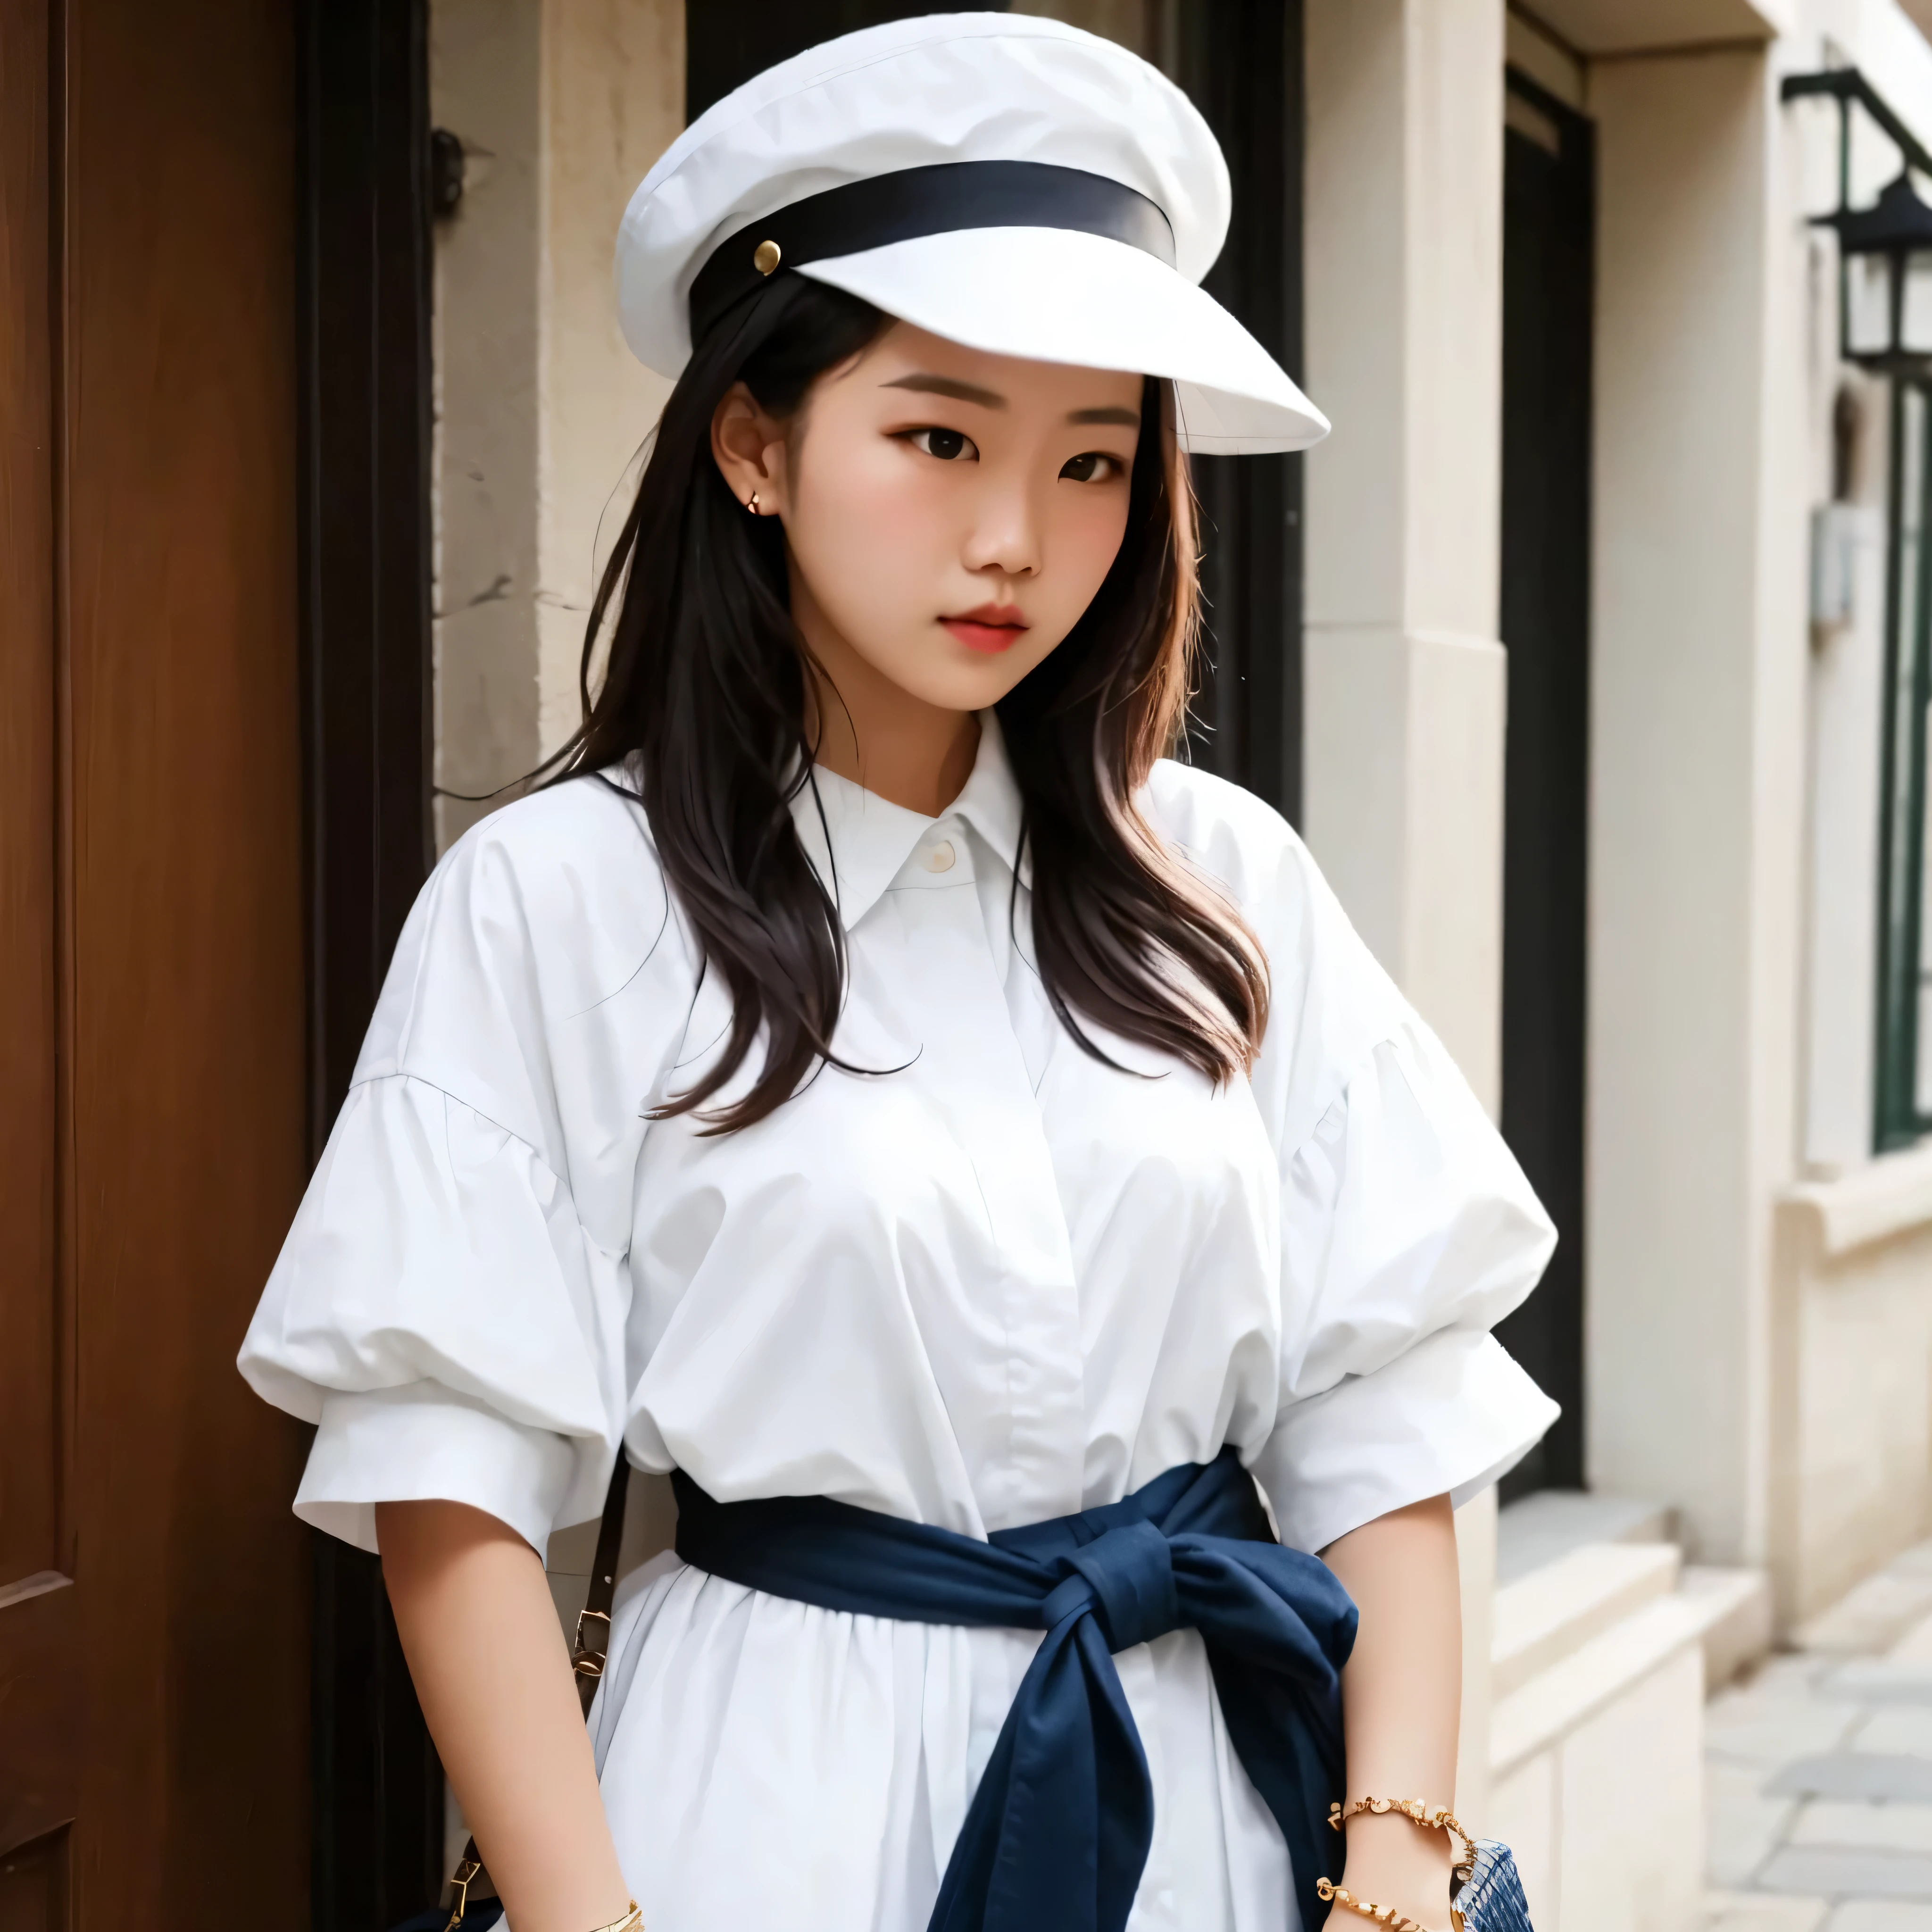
[241,17,1556,1932]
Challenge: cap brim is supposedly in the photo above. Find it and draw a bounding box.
[794,226,1328,456]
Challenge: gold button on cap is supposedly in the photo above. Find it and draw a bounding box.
[924,840,957,874]
[753,239,782,275]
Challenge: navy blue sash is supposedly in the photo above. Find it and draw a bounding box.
[672,1447,1357,1932]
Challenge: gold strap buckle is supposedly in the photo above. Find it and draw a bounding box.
[442,1856,484,1931]
[573,1606,611,1680]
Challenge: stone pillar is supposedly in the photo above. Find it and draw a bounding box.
[1585,47,1807,1571]
[433,0,544,846]
[1300,0,1508,1825]
[431,0,683,848]
[1301,0,1508,1116]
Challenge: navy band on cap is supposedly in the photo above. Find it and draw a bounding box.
[688,160,1177,345]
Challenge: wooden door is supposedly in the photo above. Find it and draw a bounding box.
[0,0,312,1922]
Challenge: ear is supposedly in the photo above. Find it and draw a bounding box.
[710,382,791,517]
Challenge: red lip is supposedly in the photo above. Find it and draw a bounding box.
[941,604,1030,655]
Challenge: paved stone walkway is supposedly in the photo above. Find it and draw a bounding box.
[1707,1539,1932,1932]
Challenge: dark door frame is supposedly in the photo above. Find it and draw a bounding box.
[1175,0,1307,824]
[295,0,445,1922]
[1495,67,1595,1499]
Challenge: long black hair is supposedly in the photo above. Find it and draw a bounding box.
[551,274,1267,1130]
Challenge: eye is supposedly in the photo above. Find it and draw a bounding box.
[1060,451,1126,483]
[904,426,978,462]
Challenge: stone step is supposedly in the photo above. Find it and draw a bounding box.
[1684,1565,1777,1692]
[1493,1541,1681,1698]
[1496,1488,1676,1584]
[1493,1560,1772,1777]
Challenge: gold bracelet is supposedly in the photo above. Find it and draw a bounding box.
[1329,1797,1476,1875]
[589,1907,643,1932]
[1318,1876,1433,1932]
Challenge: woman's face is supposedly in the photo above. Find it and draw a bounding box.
[713,321,1146,714]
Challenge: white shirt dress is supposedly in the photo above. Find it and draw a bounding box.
[239,719,1557,1932]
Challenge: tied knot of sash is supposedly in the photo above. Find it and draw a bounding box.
[1043,1518,1178,1652]
[672,1448,1358,1932]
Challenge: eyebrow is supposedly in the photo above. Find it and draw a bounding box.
[882,374,1141,429]
[883,373,1007,408]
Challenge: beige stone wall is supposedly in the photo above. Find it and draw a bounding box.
[432,0,545,845]
[535,0,683,761]
[1557,0,1932,1630]
[1583,44,1806,1570]
[1581,0,1932,1587]
[431,0,683,849]
[1301,0,1507,1115]
[1764,0,1932,1625]
[1772,1163,1932,1625]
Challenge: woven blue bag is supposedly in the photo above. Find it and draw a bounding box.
[1452,1838,1535,1932]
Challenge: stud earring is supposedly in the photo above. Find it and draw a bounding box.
[747,491,760,514]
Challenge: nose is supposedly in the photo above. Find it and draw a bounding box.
[960,467,1042,582]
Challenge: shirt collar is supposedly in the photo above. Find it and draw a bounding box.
[789,711,1030,932]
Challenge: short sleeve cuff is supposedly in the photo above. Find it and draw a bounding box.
[295,1383,578,1556]
[1248,1328,1558,1554]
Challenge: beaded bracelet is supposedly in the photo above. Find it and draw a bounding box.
[1329,1796,1476,1876]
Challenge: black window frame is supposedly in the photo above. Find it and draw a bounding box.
[1875,376,1932,1150]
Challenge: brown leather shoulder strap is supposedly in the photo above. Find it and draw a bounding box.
[572,1453,633,1716]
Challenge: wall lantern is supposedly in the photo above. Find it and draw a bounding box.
[1832,174,1932,374]
[1784,68,1932,377]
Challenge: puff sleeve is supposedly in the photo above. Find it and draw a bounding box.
[238,777,695,1555]
[1148,764,1559,1556]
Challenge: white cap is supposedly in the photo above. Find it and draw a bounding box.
[614,12,1329,456]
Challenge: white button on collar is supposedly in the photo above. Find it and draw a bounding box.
[924,840,957,874]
